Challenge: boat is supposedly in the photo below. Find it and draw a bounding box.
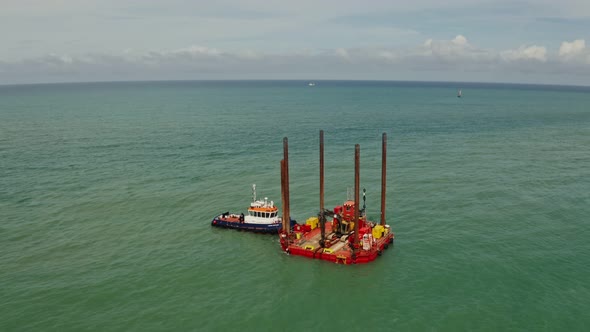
[457,89,462,98]
[211,184,290,233]
[308,82,316,86]
[278,131,395,264]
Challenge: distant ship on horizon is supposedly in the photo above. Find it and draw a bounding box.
[457,89,462,98]
[308,82,316,87]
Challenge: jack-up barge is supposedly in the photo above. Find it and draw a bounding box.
[279,131,395,264]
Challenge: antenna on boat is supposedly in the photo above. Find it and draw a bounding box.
[252,184,257,202]
[381,133,387,226]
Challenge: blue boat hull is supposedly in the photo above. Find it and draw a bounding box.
[211,218,296,234]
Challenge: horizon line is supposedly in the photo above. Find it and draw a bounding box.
[2,78,590,90]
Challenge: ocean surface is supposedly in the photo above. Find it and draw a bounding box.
[1,80,589,331]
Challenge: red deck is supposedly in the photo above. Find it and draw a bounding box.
[280,221,394,265]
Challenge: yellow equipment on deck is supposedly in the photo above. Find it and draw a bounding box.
[306,217,319,230]
[372,225,385,239]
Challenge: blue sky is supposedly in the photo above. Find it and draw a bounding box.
[1,0,590,85]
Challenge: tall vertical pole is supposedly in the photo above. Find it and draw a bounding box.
[320,130,324,213]
[381,133,387,226]
[281,159,287,232]
[354,144,360,247]
[283,137,290,235]
[319,130,325,246]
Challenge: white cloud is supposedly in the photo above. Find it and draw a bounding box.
[2,36,590,85]
[422,35,467,58]
[558,39,589,66]
[334,47,351,62]
[414,35,499,66]
[425,35,472,59]
[557,39,590,66]
[452,35,468,46]
[377,50,399,62]
[501,45,547,62]
[559,39,585,57]
[335,48,350,60]
[235,49,262,60]
[170,46,222,58]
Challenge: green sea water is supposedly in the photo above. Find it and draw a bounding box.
[1,81,590,331]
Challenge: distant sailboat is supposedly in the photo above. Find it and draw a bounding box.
[457,89,462,98]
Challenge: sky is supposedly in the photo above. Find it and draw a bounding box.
[1,0,590,85]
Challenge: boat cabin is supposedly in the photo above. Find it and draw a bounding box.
[245,197,280,223]
[247,209,278,219]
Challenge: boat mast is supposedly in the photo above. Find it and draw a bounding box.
[381,133,387,226]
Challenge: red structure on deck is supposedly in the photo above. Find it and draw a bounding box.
[279,131,394,265]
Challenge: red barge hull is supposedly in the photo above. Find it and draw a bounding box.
[280,222,394,265]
